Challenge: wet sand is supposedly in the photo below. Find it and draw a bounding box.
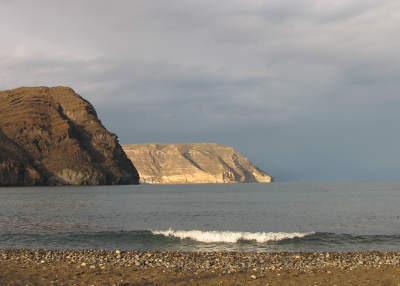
[1,249,400,285]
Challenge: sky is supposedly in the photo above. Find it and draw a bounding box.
[1,0,400,182]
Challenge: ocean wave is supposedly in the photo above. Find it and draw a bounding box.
[151,229,315,243]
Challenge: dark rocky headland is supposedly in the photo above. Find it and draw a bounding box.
[0,86,139,186]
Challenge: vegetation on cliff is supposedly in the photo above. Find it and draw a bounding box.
[0,86,139,186]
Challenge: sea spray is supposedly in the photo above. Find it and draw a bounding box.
[151,229,315,243]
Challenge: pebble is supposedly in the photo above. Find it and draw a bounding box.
[1,249,400,274]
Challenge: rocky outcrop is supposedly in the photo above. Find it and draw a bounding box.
[0,129,42,186]
[0,86,139,186]
[122,143,272,184]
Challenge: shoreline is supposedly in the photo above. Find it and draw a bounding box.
[2,249,400,285]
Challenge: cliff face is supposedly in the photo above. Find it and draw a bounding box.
[0,86,139,186]
[0,129,42,186]
[122,143,272,184]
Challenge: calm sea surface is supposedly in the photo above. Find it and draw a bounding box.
[1,182,400,252]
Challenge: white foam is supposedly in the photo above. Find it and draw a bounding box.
[151,229,314,243]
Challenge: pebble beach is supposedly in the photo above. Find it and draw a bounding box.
[2,249,400,285]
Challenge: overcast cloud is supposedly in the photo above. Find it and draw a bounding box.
[1,0,400,181]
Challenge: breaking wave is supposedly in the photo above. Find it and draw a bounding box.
[151,229,315,243]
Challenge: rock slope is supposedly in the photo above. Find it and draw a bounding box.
[0,86,139,186]
[123,143,271,184]
[0,129,42,186]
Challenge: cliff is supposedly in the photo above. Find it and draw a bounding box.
[122,143,272,184]
[0,86,139,186]
[0,129,42,186]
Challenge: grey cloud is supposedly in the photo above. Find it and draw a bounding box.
[1,0,400,181]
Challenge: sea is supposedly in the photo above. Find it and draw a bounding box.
[1,182,400,252]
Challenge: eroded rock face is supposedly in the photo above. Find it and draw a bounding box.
[123,143,272,184]
[0,86,139,186]
[0,129,42,186]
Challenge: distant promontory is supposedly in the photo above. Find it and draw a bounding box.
[0,86,139,186]
[123,143,272,184]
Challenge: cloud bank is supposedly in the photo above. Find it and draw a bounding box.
[1,0,400,181]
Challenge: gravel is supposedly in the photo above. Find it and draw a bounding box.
[1,249,399,274]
